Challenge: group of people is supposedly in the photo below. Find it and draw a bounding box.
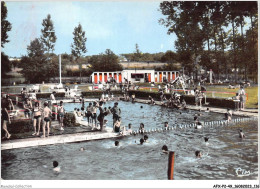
[160,92,187,109]
[30,100,65,138]
[1,89,66,139]
[75,101,123,132]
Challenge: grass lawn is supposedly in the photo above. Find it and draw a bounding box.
[75,83,258,109]
[138,84,258,109]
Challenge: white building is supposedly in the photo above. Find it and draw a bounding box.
[91,69,179,83]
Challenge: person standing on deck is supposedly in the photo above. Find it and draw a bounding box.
[86,103,93,126]
[32,101,42,136]
[238,86,246,110]
[97,101,106,131]
[42,102,52,138]
[91,101,99,129]
[58,101,65,131]
[23,98,32,118]
[50,92,56,106]
[1,100,11,139]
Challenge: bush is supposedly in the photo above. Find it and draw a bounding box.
[81,91,122,98]
[1,120,32,136]
[36,92,65,99]
[64,112,76,126]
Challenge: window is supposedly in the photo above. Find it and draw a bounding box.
[131,73,144,79]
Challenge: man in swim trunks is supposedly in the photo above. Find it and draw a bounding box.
[91,101,99,129]
[42,102,52,138]
[110,102,121,130]
[58,101,65,131]
[23,98,32,118]
[86,103,93,126]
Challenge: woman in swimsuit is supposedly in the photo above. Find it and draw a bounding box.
[1,104,11,139]
[32,101,42,136]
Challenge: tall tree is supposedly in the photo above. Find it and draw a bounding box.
[20,38,48,83]
[133,43,142,62]
[89,49,122,72]
[1,52,11,78]
[1,1,12,48]
[40,14,57,54]
[1,1,12,78]
[71,23,87,81]
[159,1,204,78]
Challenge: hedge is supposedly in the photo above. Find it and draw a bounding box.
[128,90,235,109]
[81,90,122,98]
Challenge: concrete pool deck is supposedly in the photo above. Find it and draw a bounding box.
[1,127,121,150]
[1,98,258,151]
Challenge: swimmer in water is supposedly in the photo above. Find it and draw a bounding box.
[204,137,209,142]
[144,135,148,142]
[53,161,60,172]
[140,106,143,109]
[139,123,145,134]
[195,150,202,158]
[162,145,168,154]
[140,138,144,145]
[80,147,85,151]
[238,129,245,138]
[164,122,169,129]
[194,116,199,124]
[115,140,119,147]
[195,122,202,129]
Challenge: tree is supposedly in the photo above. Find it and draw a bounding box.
[132,43,142,62]
[1,1,12,48]
[89,49,122,72]
[1,52,11,78]
[20,38,48,83]
[1,1,12,78]
[40,14,57,53]
[71,23,87,81]
[159,1,204,78]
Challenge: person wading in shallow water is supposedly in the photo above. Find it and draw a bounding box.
[97,101,110,131]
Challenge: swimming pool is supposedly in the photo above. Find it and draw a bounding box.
[63,101,241,130]
[1,101,258,180]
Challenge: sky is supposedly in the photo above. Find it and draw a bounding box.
[2,1,177,58]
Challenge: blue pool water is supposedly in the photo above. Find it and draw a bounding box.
[1,101,258,180]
